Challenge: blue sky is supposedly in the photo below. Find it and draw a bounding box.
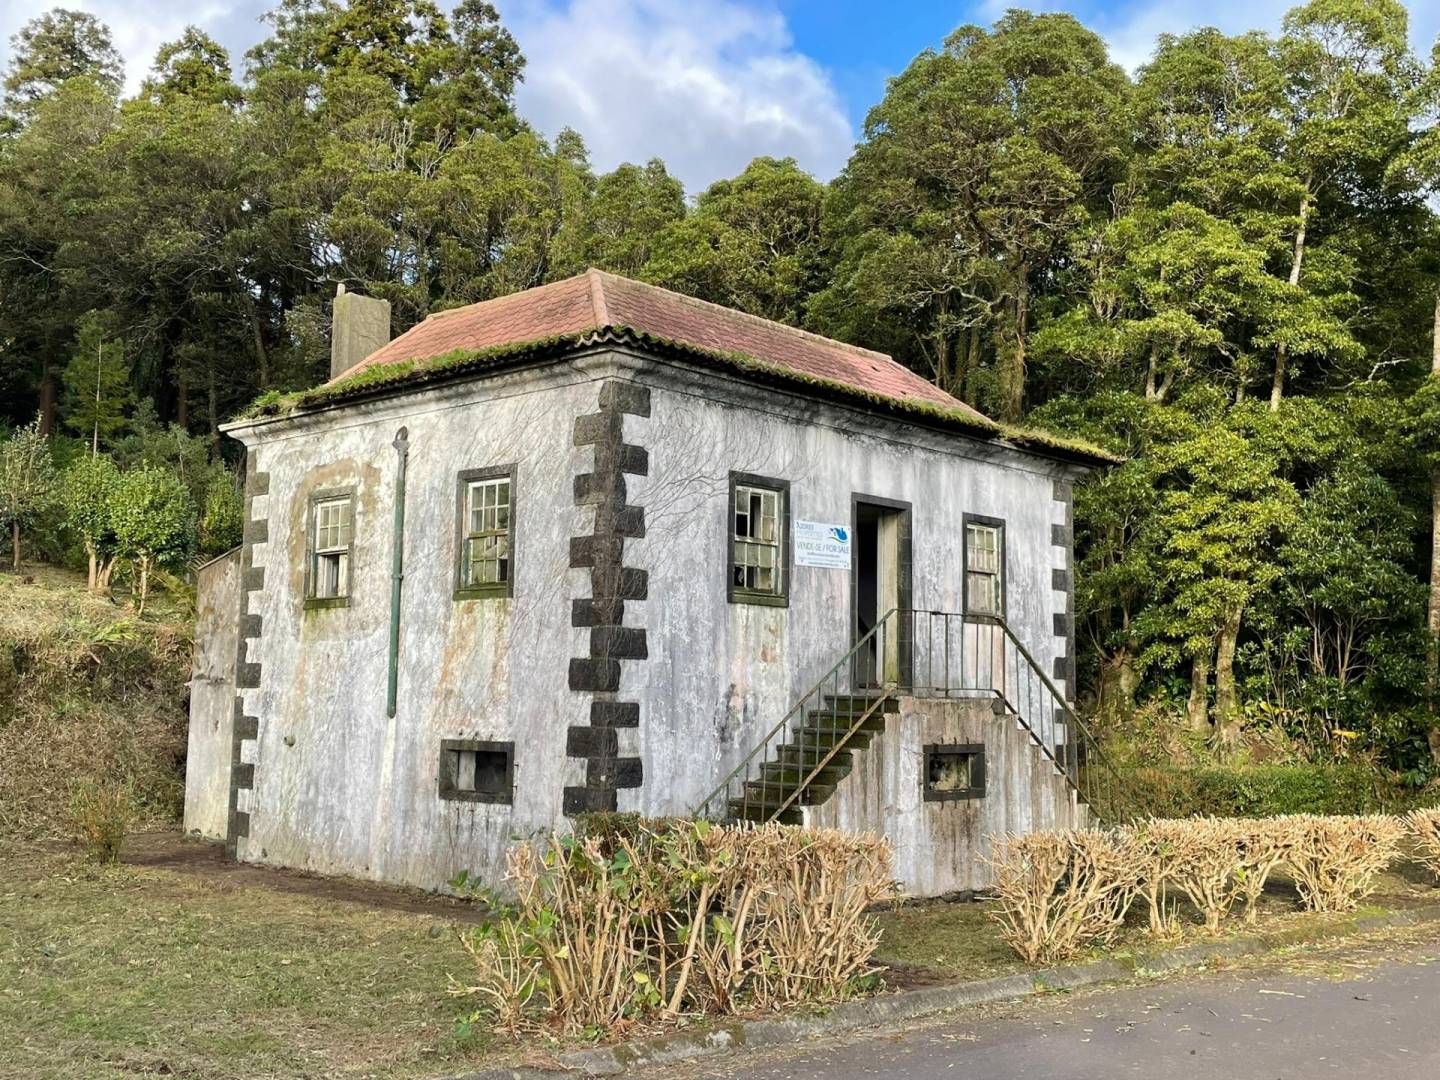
[3,0,1437,192]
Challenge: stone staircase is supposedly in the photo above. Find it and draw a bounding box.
[728,692,898,824]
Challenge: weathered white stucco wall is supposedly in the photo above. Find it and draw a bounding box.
[207,348,1083,894]
[185,548,241,839]
[805,697,1084,897]
[623,361,1076,818]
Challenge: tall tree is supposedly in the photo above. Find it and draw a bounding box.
[2,8,123,119]
[645,156,825,324]
[818,12,1130,419]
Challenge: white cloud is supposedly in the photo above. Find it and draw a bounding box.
[500,0,855,193]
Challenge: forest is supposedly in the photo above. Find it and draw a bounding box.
[2,0,1439,787]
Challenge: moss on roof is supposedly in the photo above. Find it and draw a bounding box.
[233,326,1120,467]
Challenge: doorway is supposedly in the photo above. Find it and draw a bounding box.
[852,495,912,689]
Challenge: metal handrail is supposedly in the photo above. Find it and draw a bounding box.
[692,608,898,821]
[692,608,1135,826]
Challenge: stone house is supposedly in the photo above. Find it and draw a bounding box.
[185,269,1113,898]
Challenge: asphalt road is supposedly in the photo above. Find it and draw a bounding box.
[656,933,1440,1080]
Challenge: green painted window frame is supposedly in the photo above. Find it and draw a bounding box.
[437,738,515,804]
[303,487,355,610]
[728,471,791,608]
[453,464,517,601]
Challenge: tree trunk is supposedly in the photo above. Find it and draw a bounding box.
[97,556,115,595]
[1144,340,1161,401]
[1186,650,1212,732]
[136,556,150,617]
[247,296,270,390]
[1213,606,1244,747]
[999,287,1028,423]
[1428,289,1440,718]
[1098,649,1139,723]
[86,540,97,592]
[10,520,20,573]
[176,368,190,431]
[1270,184,1311,411]
[37,362,57,434]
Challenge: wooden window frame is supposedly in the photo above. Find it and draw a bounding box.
[437,738,515,805]
[962,513,1006,621]
[453,464,517,601]
[922,743,987,802]
[303,488,355,610]
[727,471,791,608]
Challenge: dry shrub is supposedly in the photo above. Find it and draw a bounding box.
[1405,808,1440,882]
[1231,818,1295,923]
[66,776,134,862]
[1284,814,1406,913]
[985,829,1140,965]
[453,820,896,1035]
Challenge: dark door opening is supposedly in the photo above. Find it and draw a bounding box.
[854,500,905,688]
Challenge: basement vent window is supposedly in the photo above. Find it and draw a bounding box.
[438,739,514,804]
[923,743,986,802]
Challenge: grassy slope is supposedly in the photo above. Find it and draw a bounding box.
[0,566,191,838]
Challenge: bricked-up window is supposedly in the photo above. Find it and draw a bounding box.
[455,466,516,600]
[307,494,353,604]
[729,473,789,607]
[923,744,986,801]
[964,518,1004,617]
[438,739,514,804]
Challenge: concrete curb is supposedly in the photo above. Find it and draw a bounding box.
[445,903,1440,1080]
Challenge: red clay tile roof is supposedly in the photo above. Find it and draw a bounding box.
[332,269,991,422]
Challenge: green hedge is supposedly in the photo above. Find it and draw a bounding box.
[1126,764,1383,819]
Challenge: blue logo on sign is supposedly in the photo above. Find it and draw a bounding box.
[829,527,849,544]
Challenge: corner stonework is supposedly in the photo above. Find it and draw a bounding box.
[226,453,269,856]
[564,379,650,815]
[1050,478,1076,700]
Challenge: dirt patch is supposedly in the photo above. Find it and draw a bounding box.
[118,830,490,924]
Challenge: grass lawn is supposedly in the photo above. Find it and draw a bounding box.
[0,834,523,1080]
[5,829,1438,1080]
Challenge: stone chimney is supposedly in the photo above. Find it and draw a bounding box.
[330,283,392,380]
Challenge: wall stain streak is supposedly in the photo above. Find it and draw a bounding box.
[564,380,651,814]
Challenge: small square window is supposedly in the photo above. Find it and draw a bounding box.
[964,518,1004,617]
[923,744,986,801]
[438,739,514,804]
[729,473,788,606]
[306,492,354,606]
[455,467,516,599]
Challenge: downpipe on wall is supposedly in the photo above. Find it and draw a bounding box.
[387,426,410,718]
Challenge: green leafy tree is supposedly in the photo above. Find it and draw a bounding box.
[143,27,240,105]
[584,159,685,277]
[198,473,244,556]
[817,11,1130,418]
[60,314,133,449]
[60,453,119,590]
[0,417,58,571]
[109,466,195,614]
[645,156,827,324]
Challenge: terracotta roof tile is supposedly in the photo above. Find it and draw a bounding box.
[332,269,989,422]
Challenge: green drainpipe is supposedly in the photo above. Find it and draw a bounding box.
[387,426,410,718]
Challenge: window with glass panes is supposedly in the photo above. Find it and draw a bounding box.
[309,495,353,600]
[461,475,511,594]
[731,479,786,601]
[964,520,1003,616]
